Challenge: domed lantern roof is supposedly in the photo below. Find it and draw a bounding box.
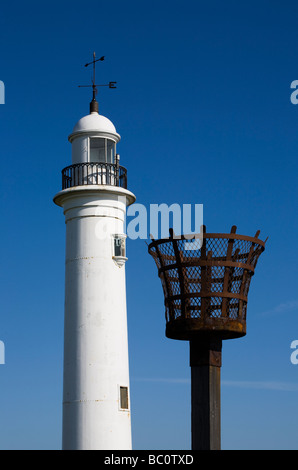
[69,112,121,143]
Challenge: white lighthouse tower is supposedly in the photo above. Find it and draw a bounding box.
[53,62,136,450]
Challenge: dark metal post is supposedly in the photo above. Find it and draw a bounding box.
[90,98,99,114]
[190,338,222,450]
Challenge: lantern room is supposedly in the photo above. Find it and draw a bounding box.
[68,112,121,165]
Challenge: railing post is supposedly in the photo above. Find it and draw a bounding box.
[115,154,120,187]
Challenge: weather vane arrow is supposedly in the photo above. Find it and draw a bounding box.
[84,54,105,68]
[78,52,117,113]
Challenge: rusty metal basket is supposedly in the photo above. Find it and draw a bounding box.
[148,225,267,340]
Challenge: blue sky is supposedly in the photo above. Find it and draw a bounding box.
[0,0,298,450]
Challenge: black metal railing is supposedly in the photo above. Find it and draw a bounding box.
[61,162,127,190]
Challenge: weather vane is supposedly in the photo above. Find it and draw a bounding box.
[78,52,117,113]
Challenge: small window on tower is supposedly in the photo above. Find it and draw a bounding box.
[119,386,129,410]
[113,235,127,267]
[114,235,126,257]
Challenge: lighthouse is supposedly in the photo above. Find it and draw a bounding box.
[53,59,136,450]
